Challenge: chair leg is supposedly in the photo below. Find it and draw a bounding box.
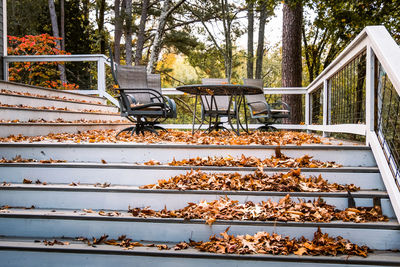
[153,125,168,132]
[116,126,136,137]
[257,124,277,132]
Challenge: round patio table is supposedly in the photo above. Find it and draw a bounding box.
[176,84,264,135]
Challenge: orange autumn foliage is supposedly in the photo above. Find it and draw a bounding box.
[7,34,79,90]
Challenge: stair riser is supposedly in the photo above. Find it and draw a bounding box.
[0,166,384,190]
[0,250,386,267]
[0,145,377,167]
[0,190,394,217]
[0,108,121,122]
[0,94,117,113]
[0,81,107,105]
[0,218,398,250]
[0,124,130,137]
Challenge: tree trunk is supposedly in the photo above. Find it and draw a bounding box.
[125,0,133,65]
[98,0,107,54]
[282,1,303,124]
[48,0,67,86]
[246,1,254,79]
[221,0,232,82]
[114,0,125,64]
[134,0,150,66]
[255,2,268,79]
[60,0,65,51]
[147,0,186,73]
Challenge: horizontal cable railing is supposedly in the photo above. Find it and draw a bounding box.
[375,62,400,189]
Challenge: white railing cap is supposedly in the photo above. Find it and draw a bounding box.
[4,54,108,62]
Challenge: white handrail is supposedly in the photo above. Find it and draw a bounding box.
[3,54,118,107]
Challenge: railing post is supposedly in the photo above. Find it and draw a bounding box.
[97,57,106,97]
[322,79,329,137]
[305,91,310,133]
[3,57,8,81]
[365,45,375,145]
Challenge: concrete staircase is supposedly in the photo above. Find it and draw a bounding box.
[0,142,400,266]
[0,81,130,137]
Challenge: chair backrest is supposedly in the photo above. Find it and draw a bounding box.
[147,73,162,103]
[243,78,267,114]
[201,78,230,112]
[116,65,151,104]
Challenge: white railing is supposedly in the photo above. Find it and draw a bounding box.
[301,25,400,222]
[3,54,119,106]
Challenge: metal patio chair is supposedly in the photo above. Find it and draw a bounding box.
[199,78,236,132]
[243,78,290,131]
[110,53,176,136]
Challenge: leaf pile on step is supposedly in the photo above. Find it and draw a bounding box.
[78,228,370,257]
[0,89,102,105]
[41,239,70,246]
[0,102,118,114]
[128,195,387,224]
[196,227,370,257]
[76,235,170,250]
[0,155,66,163]
[140,169,359,192]
[0,129,326,146]
[152,148,341,168]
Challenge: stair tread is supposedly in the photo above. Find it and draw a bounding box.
[1,208,398,229]
[0,162,380,172]
[0,142,372,148]
[0,106,119,115]
[0,92,114,108]
[0,122,130,126]
[1,81,106,101]
[0,237,399,264]
[0,184,388,196]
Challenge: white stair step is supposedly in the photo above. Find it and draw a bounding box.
[0,163,384,190]
[0,81,107,105]
[0,106,121,122]
[1,237,399,267]
[0,209,399,250]
[0,185,394,217]
[0,93,117,113]
[0,144,377,167]
[0,123,130,137]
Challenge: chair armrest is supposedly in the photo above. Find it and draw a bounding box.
[164,96,177,118]
[270,101,291,113]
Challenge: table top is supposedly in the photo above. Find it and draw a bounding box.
[176,84,263,95]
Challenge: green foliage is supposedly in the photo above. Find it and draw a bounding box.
[303,0,400,84]
[7,0,51,36]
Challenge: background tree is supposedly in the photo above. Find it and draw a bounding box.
[302,0,400,84]
[147,0,187,73]
[255,0,275,79]
[48,0,67,84]
[282,0,303,124]
[134,0,150,65]
[95,0,108,54]
[188,0,244,82]
[124,0,133,65]
[113,0,125,65]
[246,0,254,79]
